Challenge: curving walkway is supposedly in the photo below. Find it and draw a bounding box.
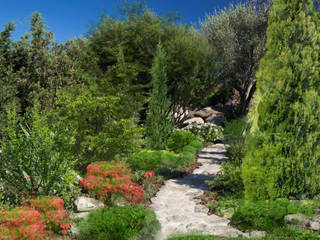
[150,144,247,240]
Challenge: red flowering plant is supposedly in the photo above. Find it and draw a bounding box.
[144,171,155,179]
[0,207,47,240]
[23,196,72,236]
[80,161,145,204]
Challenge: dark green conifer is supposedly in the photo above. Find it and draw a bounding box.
[145,43,173,150]
[242,0,320,200]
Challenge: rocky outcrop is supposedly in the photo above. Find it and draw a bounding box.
[285,213,320,231]
[184,117,205,125]
[74,196,105,212]
[183,106,224,126]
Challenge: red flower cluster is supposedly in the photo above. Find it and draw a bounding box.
[0,196,71,239]
[81,161,145,204]
[144,171,155,179]
[0,208,47,240]
[24,196,72,235]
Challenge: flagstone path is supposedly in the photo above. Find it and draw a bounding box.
[150,144,248,240]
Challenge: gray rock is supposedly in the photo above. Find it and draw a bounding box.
[285,214,310,227]
[194,205,209,214]
[206,110,224,125]
[74,196,104,212]
[250,230,267,238]
[309,221,320,231]
[194,109,212,119]
[184,117,205,125]
[71,225,80,237]
[70,211,90,219]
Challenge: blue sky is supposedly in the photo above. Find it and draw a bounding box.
[1,0,244,43]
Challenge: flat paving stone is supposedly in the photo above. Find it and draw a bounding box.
[150,144,248,240]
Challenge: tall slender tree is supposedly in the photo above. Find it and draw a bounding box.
[145,43,173,150]
[242,0,320,200]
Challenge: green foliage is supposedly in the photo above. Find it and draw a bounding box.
[231,199,314,231]
[145,43,173,150]
[86,8,218,109]
[201,2,268,112]
[242,0,320,200]
[77,205,160,240]
[207,119,247,195]
[127,140,202,175]
[0,12,79,135]
[166,130,196,153]
[208,197,243,218]
[168,227,320,240]
[52,74,143,171]
[0,107,77,205]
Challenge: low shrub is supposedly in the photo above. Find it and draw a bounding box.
[77,205,160,240]
[127,140,202,174]
[166,131,196,153]
[80,161,144,204]
[0,208,47,240]
[231,198,314,231]
[24,196,72,235]
[0,196,71,239]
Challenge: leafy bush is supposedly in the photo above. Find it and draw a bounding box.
[166,130,196,153]
[80,161,144,204]
[53,83,143,172]
[231,198,314,231]
[77,205,160,240]
[184,123,223,143]
[24,196,72,235]
[0,108,77,204]
[127,140,202,174]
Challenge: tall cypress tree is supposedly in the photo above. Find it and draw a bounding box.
[145,43,173,150]
[242,0,320,200]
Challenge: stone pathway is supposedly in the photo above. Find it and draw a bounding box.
[150,144,247,240]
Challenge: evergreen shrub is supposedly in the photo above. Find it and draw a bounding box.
[166,130,196,153]
[77,205,160,240]
[242,0,320,200]
[145,43,173,150]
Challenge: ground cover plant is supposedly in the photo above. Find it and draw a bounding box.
[126,139,202,177]
[230,198,315,231]
[76,204,160,240]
